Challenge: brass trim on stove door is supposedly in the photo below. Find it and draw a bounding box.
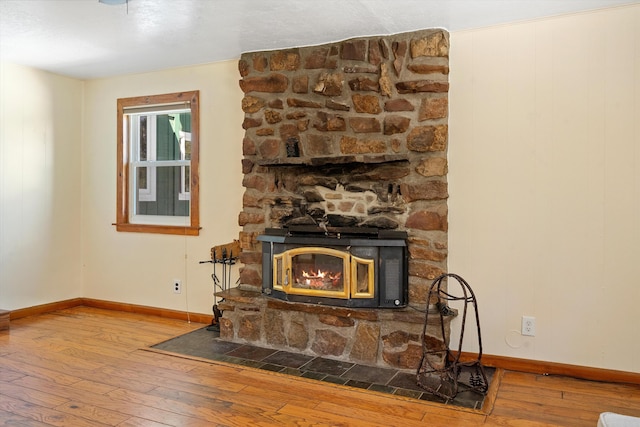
[350,255,375,298]
[277,247,351,299]
[273,253,285,291]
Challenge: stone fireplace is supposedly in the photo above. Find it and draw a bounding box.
[219,28,451,370]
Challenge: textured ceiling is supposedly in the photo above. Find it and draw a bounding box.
[0,0,637,79]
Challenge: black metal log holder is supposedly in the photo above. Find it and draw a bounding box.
[416,273,488,401]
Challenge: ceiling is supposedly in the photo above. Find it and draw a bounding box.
[1,0,637,80]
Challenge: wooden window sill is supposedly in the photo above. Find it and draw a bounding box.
[113,223,200,236]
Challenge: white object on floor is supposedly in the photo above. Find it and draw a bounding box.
[598,412,640,427]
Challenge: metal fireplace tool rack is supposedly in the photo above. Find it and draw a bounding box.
[199,240,240,331]
[417,273,488,401]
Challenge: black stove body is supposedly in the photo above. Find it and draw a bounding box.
[257,226,408,309]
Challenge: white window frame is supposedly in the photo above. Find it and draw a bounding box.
[130,114,157,202]
[178,130,191,201]
[127,108,191,227]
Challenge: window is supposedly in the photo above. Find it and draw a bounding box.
[115,91,200,235]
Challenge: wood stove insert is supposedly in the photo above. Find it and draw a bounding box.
[258,226,408,308]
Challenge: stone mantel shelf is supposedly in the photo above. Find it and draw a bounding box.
[256,154,410,167]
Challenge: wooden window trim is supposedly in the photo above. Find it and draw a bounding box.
[114,91,200,236]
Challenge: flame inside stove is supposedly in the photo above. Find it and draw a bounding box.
[297,269,343,289]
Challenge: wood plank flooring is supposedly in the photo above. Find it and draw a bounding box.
[1,306,639,426]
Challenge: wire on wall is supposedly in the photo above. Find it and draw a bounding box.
[183,228,191,323]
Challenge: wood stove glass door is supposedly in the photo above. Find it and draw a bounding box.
[277,247,350,299]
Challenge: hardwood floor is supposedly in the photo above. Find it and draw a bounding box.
[1,307,638,426]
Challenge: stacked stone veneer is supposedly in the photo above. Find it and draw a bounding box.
[221,28,451,371]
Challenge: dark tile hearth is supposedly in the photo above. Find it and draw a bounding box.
[151,327,494,410]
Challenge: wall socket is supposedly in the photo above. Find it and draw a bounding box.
[173,280,182,294]
[522,315,536,336]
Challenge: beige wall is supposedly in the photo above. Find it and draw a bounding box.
[1,5,637,373]
[0,62,83,308]
[448,4,640,372]
[81,61,245,315]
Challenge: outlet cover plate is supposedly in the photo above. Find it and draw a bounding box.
[173,280,182,294]
[522,315,536,336]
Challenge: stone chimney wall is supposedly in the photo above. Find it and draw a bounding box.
[238,28,449,308]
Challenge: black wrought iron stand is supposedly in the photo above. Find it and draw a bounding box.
[199,241,240,331]
[416,273,488,400]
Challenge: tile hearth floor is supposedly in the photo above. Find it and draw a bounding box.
[151,326,494,410]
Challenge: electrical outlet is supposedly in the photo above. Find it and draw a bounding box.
[173,280,182,294]
[522,315,536,336]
